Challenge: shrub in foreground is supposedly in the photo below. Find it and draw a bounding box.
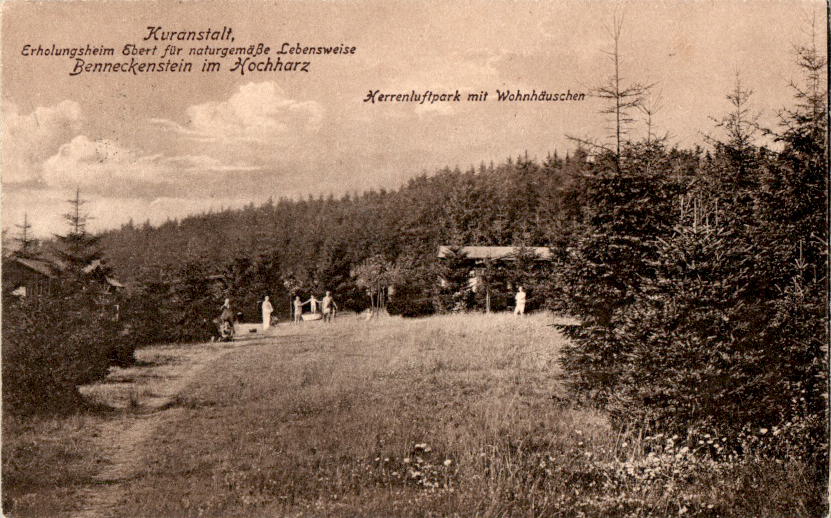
[2,294,127,415]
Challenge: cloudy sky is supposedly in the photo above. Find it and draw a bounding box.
[1,0,825,238]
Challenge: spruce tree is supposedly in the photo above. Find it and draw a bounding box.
[558,143,680,402]
[614,208,764,434]
[53,188,107,290]
[14,213,37,258]
[568,13,652,165]
[600,39,827,461]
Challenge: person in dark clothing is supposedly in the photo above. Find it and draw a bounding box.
[217,298,236,340]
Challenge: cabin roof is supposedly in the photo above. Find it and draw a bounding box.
[9,256,124,287]
[437,246,552,260]
[82,259,104,274]
[13,257,58,278]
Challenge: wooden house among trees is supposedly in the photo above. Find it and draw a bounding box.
[2,257,58,297]
[2,255,124,298]
[437,246,553,263]
[436,246,552,312]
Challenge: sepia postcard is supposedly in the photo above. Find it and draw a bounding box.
[1,0,828,516]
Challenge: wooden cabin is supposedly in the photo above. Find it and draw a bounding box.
[437,246,553,311]
[3,256,124,298]
[2,257,58,297]
[437,246,553,262]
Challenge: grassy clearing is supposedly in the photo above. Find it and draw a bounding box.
[104,313,823,518]
[3,313,823,517]
[2,411,111,517]
[1,341,236,518]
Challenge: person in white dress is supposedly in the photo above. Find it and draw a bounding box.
[262,296,274,330]
[514,287,526,316]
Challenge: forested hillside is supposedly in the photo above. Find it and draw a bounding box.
[99,154,582,276]
[97,151,604,317]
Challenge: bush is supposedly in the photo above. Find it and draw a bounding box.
[118,280,188,347]
[2,294,127,415]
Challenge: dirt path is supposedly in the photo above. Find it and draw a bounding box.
[69,334,268,518]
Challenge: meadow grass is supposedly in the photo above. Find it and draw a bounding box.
[106,313,823,518]
[2,411,111,517]
[3,313,823,517]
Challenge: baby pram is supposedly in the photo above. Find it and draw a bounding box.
[217,319,235,341]
[215,307,237,342]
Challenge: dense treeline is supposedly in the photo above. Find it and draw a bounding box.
[555,42,827,472]
[98,152,588,321]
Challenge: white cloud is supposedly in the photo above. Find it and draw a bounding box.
[42,136,146,186]
[40,136,262,195]
[151,81,324,143]
[4,100,263,197]
[3,100,83,184]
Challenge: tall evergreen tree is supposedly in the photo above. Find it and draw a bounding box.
[54,188,107,289]
[558,143,681,402]
[570,13,652,165]
[13,213,37,258]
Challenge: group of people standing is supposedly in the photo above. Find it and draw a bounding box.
[263,291,339,329]
[293,291,338,323]
[217,291,338,340]
[222,286,520,339]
